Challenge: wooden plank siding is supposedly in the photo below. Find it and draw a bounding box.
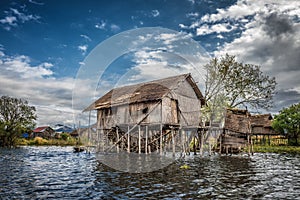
[85,73,206,154]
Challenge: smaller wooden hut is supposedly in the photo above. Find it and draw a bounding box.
[250,114,281,145]
[219,109,281,154]
[220,108,251,154]
[31,126,55,139]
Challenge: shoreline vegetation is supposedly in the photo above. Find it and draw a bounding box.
[15,137,300,154]
[17,136,82,146]
[252,145,300,154]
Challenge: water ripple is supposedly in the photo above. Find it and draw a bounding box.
[0,146,300,199]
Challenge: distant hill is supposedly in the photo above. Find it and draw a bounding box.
[53,124,74,133]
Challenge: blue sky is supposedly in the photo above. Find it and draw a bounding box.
[0,0,299,126]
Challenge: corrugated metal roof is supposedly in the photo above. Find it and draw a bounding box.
[84,73,205,111]
[33,126,49,133]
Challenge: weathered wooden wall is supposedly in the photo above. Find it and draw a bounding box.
[97,101,161,128]
[171,79,202,126]
[97,79,202,128]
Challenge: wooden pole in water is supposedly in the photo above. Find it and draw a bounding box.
[250,135,254,156]
[127,125,130,153]
[148,129,152,154]
[138,125,141,154]
[247,134,250,156]
[160,123,163,155]
[87,110,91,153]
[145,125,148,154]
[182,129,186,155]
[116,127,119,153]
[200,130,204,156]
[172,129,175,157]
[193,132,197,155]
[219,132,222,154]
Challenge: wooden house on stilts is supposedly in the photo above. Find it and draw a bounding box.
[220,108,252,154]
[84,73,206,156]
[219,109,279,154]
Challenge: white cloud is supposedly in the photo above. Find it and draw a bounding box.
[0,7,40,30]
[80,34,91,41]
[188,0,195,5]
[208,0,300,111]
[0,16,17,26]
[179,23,189,29]
[2,55,53,78]
[78,45,88,55]
[151,10,160,17]
[0,51,81,126]
[110,24,120,32]
[10,8,40,23]
[43,62,53,68]
[196,23,236,35]
[28,0,44,5]
[186,12,199,18]
[95,20,106,30]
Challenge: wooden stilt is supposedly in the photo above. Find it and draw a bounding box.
[160,124,163,155]
[200,130,204,156]
[156,131,159,153]
[127,126,130,153]
[187,132,191,155]
[247,134,250,156]
[172,129,175,157]
[116,127,119,153]
[181,129,185,155]
[197,130,201,155]
[193,132,197,155]
[148,129,152,154]
[145,125,148,154]
[250,135,254,156]
[209,139,212,156]
[138,125,141,154]
[219,133,222,154]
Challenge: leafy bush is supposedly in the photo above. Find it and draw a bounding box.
[60,133,70,141]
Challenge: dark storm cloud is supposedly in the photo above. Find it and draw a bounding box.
[272,89,300,112]
[263,12,294,38]
[241,12,300,73]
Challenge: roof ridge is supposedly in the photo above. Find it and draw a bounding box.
[84,73,193,111]
[109,73,190,92]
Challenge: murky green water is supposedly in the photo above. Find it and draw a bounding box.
[0,146,299,199]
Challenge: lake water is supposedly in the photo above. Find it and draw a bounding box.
[0,146,299,199]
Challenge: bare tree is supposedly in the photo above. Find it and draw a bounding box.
[204,54,277,111]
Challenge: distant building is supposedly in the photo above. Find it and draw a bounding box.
[31,126,55,139]
[221,108,280,153]
[250,114,277,135]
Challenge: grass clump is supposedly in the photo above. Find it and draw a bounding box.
[253,145,300,154]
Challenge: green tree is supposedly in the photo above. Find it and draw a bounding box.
[0,96,37,147]
[204,54,277,110]
[272,103,300,146]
